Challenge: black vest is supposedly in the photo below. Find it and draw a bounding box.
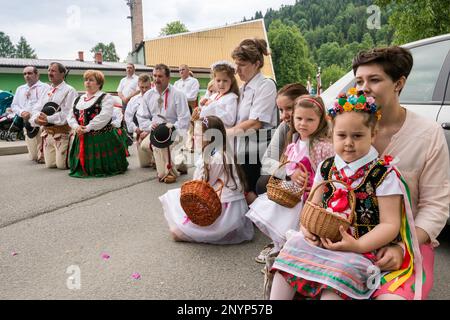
[73,94,109,126]
[320,157,390,239]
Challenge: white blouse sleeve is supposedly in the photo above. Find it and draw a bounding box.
[248,78,277,126]
[66,103,79,129]
[376,170,403,196]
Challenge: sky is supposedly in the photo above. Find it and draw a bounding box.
[1,0,296,61]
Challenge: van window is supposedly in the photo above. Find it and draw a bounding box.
[400,40,450,103]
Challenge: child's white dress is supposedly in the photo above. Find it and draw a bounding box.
[246,138,333,250]
[199,92,238,128]
[159,150,254,244]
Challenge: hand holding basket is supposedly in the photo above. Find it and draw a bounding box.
[300,179,355,242]
[267,161,308,208]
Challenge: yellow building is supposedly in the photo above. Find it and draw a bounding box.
[134,19,275,85]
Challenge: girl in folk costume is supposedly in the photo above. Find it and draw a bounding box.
[246,96,334,253]
[195,61,240,129]
[270,89,424,300]
[159,116,254,244]
[67,70,128,177]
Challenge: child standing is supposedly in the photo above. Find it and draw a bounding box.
[246,96,334,253]
[159,115,254,244]
[270,88,423,300]
[196,61,239,129]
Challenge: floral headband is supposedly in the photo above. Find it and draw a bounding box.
[210,60,236,72]
[327,87,381,120]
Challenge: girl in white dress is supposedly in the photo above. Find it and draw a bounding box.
[246,96,334,252]
[197,61,240,129]
[159,115,254,244]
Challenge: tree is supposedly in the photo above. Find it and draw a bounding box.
[268,20,315,87]
[375,0,450,44]
[90,42,120,62]
[159,21,189,36]
[0,31,16,58]
[322,64,347,90]
[15,36,37,59]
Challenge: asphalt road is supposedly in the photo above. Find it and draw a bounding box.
[0,148,449,299]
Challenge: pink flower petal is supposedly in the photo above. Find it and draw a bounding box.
[101,253,110,260]
[132,273,141,280]
[11,251,18,256]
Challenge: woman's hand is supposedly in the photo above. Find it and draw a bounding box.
[321,226,360,252]
[375,244,404,271]
[76,126,86,137]
[300,225,321,247]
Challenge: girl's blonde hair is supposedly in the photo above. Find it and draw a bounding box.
[200,116,247,191]
[287,95,330,158]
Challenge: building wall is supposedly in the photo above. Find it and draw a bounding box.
[144,20,274,80]
[0,72,210,95]
[0,73,124,93]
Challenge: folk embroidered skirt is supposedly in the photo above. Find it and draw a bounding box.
[69,126,128,178]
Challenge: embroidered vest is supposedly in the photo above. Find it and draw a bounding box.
[320,156,390,239]
[73,94,109,126]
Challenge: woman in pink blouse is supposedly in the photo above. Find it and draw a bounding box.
[353,46,450,300]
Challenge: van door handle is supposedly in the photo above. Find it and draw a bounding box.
[442,123,450,130]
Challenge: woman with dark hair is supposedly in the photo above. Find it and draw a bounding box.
[351,45,450,300]
[228,38,278,205]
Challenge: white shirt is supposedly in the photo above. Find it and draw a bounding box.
[111,106,124,128]
[237,72,277,129]
[117,74,139,98]
[314,146,403,196]
[124,94,143,133]
[137,84,190,132]
[199,92,238,128]
[193,150,245,203]
[67,91,115,132]
[174,76,200,101]
[31,81,78,127]
[10,81,50,116]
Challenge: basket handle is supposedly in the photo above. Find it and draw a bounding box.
[270,160,309,192]
[306,179,356,225]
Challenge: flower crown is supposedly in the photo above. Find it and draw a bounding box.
[327,87,381,120]
[210,60,236,72]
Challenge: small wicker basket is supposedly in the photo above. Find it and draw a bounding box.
[300,179,355,242]
[180,179,224,227]
[267,161,308,208]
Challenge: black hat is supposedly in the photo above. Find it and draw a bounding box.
[150,123,176,148]
[25,121,39,139]
[41,101,59,116]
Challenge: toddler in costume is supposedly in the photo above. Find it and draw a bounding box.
[159,116,254,244]
[246,95,333,252]
[270,88,424,300]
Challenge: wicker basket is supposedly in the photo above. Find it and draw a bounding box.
[180,179,224,227]
[300,179,355,242]
[267,161,308,208]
